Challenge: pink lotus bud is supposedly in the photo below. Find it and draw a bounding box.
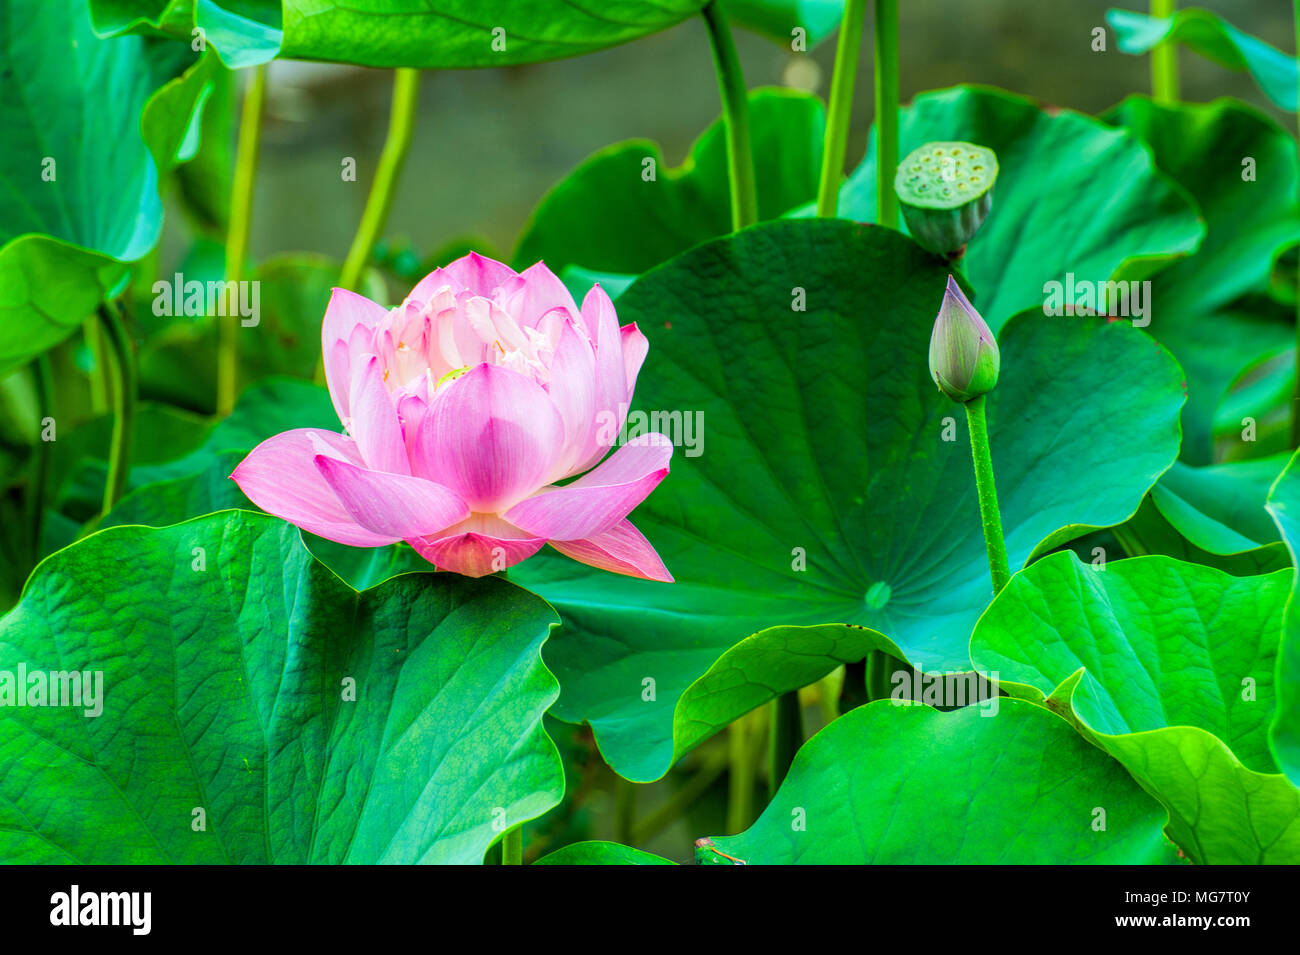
[928,275,1000,403]
[231,252,673,581]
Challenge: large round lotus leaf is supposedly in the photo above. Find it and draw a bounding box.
[510,218,1185,781]
[701,700,1179,864]
[971,551,1298,864]
[0,510,562,864]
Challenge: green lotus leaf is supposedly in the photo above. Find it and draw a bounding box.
[971,551,1298,864]
[0,510,562,863]
[815,85,1204,331]
[281,0,707,68]
[534,841,675,865]
[510,219,1185,781]
[1149,454,1290,559]
[1107,6,1297,111]
[703,700,1180,864]
[0,0,215,375]
[723,0,843,48]
[1265,450,1300,788]
[1102,97,1300,463]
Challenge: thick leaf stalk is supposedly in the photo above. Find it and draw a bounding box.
[816,0,867,216]
[702,1,758,230]
[219,63,267,417]
[965,395,1011,594]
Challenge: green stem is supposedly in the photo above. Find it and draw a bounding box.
[865,650,895,702]
[1151,0,1179,103]
[83,319,108,414]
[725,717,756,834]
[219,63,267,417]
[501,825,522,865]
[631,745,729,845]
[1293,1,1300,448]
[340,68,421,292]
[98,303,135,517]
[614,775,636,846]
[702,0,758,230]
[767,692,802,799]
[873,0,899,229]
[1112,522,1150,559]
[964,396,1010,594]
[816,0,867,216]
[30,354,54,557]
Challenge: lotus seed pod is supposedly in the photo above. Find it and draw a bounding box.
[894,142,998,256]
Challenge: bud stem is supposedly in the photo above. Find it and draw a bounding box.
[964,396,1011,594]
[220,63,267,417]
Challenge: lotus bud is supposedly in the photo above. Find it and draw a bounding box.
[895,141,998,257]
[929,275,999,403]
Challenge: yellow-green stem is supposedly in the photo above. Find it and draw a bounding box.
[816,0,867,216]
[83,318,108,414]
[725,717,756,833]
[98,303,135,517]
[702,0,758,230]
[767,691,802,799]
[874,0,899,228]
[219,64,267,417]
[340,68,421,292]
[502,825,522,865]
[965,396,1010,594]
[30,354,54,556]
[1151,0,1179,103]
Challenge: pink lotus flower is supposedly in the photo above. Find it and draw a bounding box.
[231,252,673,581]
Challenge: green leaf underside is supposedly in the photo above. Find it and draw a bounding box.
[971,551,1298,864]
[1107,7,1298,112]
[819,85,1204,332]
[705,700,1179,864]
[722,0,844,48]
[510,219,1185,781]
[0,510,562,863]
[1150,454,1290,556]
[281,0,707,68]
[0,0,211,374]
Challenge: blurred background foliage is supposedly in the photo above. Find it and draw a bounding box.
[183,0,1290,304]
